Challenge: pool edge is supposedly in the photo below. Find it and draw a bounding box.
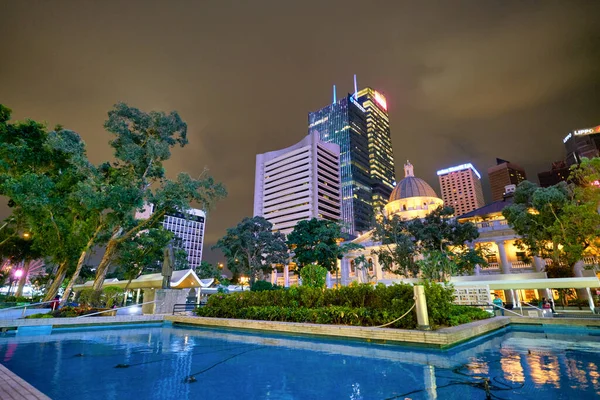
[0,362,51,400]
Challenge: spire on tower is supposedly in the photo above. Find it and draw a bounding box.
[333,85,337,104]
[353,74,358,98]
[404,160,414,177]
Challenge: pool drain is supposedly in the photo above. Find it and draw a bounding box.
[115,364,130,368]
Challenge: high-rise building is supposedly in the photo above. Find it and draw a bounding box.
[437,163,485,216]
[538,160,569,187]
[136,205,206,270]
[487,159,527,202]
[308,89,371,235]
[355,87,396,212]
[563,124,600,166]
[253,131,341,236]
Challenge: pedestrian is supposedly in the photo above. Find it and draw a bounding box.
[493,293,504,316]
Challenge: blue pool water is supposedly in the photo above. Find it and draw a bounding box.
[1,323,599,399]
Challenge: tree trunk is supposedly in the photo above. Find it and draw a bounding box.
[15,259,31,297]
[92,240,118,292]
[44,263,60,293]
[60,248,90,306]
[43,261,69,301]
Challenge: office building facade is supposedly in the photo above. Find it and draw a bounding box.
[308,93,371,235]
[355,88,396,212]
[487,158,527,202]
[254,131,341,235]
[563,124,600,166]
[136,204,206,270]
[538,160,569,187]
[437,163,485,216]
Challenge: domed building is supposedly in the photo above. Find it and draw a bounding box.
[383,161,444,220]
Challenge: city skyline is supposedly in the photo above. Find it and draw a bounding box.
[1,1,599,263]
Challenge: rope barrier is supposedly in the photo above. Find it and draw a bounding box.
[373,302,416,328]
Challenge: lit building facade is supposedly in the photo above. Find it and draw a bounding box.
[563,124,600,166]
[437,163,485,216]
[487,158,526,202]
[253,131,341,236]
[136,204,206,270]
[355,88,396,212]
[308,92,371,235]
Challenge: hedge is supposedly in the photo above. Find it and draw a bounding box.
[196,282,490,329]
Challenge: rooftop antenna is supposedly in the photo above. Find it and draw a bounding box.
[353,74,358,98]
[333,84,337,104]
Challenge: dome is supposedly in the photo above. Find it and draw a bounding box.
[388,161,439,201]
[390,176,438,201]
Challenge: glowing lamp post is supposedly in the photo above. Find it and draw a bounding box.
[14,269,23,279]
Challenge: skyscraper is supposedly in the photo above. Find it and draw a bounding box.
[355,87,396,212]
[254,131,341,236]
[487,158,527,202]
[538,160,569,187]
[437,163,485,216]
[308,90,371,235]
[136,204,206,270]
[563,124,600,166]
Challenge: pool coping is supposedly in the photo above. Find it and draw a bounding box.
[0,363,51,400]
[165,315,514,349]
[0,315,164,331]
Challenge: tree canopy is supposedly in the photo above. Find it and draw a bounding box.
[214,216,288,284]
[503,162,600,277]
[371,206,484,281]
[286,218,361,272]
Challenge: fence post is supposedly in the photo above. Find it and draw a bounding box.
[414,285,430,330]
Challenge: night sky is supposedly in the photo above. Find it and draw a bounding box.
[1,1,599,263]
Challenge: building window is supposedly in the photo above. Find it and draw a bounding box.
[486,254,498,263]
[516,251,527,262]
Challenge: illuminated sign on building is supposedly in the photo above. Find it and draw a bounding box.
[568,125,600,138]
[436,163,481,179]
[374,91,387,111]
[350,96,366,113]
[563,133,572,143]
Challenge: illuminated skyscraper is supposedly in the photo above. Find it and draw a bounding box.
[487,159,526,202]
[308,89,371,235]
[437,163,485,216]
[356,88,396,212]
[254,132,341,235]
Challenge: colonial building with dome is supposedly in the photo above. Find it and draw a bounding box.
[337,161,444,284]
[384,161,443,220]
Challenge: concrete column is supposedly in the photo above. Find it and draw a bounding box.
[373,255,383,281]
[135,288,141,304]
[141,289,155,314]
[474,264,481,276]
[284,265,290,287]
[586,288,595,312]
[533,256,545,272]
[573,260,585,277]
[414,285,430,330]
[496,240,510,274]
[326,272,332,288]
[271,269,277,285]
[341,258,350,286]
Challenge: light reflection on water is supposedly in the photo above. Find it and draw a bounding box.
[0,324,598,399]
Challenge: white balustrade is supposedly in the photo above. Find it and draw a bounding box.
[510,261,533,270]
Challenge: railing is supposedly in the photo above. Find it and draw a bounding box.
[475,220,509,232]
[173,303,201,315]
[75,300,159,318]
[583,256,598,266]
[511,261,533,269]
[0,300,57,319]
[481,262,500,270]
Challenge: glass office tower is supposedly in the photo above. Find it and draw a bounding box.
[308,94,371,235]
[356,88,396,212]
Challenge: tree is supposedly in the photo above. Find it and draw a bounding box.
[90,103,227,291]
[371,206,484,280]
[503,167,600,277]
[286,218,362,272]
[299,264,327,288]
[214,216,288,284]
[196,261,221,280]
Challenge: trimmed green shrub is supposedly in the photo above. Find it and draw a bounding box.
[196,282,489,329]
[299,264,327,288]
[250,280,281,292]
[103,286,124,308]
[25,313,54,319]
[78,289,102,307]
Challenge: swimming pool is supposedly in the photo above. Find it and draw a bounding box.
[1,323,599,399]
